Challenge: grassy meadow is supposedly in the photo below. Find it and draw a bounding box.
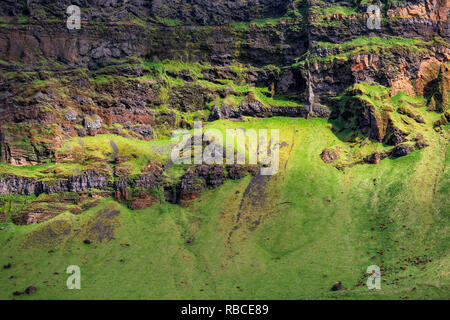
[0,118,448,299]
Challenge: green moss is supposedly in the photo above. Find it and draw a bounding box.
[151,16,183,27]
[253,88,302,107]
[353,83,389,101]
[294,37,431,67]
[391,92,427,109]
[230,16,296,29]
[150,186,165,203]
[311,4,358,19]
[59,134,172,175]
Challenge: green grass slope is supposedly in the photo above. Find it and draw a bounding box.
[0,118,448,299]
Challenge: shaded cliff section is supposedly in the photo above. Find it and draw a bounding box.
[0,1,447,108]
[1,1,447,65]
[1,0,292,26]
[0,1,448,101]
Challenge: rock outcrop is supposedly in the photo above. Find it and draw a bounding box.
[0,170,110,195]
[0,0,448,217]
[179,164,258,204]
[210,93,331,120]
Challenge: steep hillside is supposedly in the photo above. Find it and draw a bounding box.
[0,0,448,299]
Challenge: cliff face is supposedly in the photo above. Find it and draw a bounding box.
[0,0,448,222]
[0,170,110,195]
[305,0,449,100]
[2,0,292,25]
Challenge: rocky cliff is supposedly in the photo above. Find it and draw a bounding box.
[0,0,448,224]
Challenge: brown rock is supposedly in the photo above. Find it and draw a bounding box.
[129,190,159,210]
[320,147,340,164]
[391,144,413,158]
[331,281,343,291]
[364,152,381,164]
[25,286,37,294]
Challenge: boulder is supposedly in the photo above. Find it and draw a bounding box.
[320,147,340,164]
[391,144,413,158]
